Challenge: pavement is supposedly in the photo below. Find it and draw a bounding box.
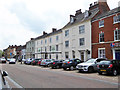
[0,62,119,89]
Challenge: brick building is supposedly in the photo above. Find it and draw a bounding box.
[92,6,120,60]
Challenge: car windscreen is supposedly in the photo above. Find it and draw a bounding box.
[99,61,111,64]
[85,59,96,63]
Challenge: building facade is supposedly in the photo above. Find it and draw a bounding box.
[35,29,63,60]
[26,38,35,58]
[92,6,120,60]
[61,0,110,61]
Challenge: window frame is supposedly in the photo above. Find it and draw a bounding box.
[99,20,104,28]
[98,48,106,58]
[65,30,69,37]
[79,38,85,46]
[99,32,104,43]
[79,25,85,34]
[114,29,120,41]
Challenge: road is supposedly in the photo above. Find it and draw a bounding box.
[1,62,119,88]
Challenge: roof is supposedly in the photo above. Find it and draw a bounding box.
[62,8,99,30]
[35,29,62,40]
[92,6,120,22]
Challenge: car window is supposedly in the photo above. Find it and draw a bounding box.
[99,61,111,64]
[85,59,96,63]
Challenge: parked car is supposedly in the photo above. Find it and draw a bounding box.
[37,59,43,66]
[76,58,107,73]
[9,58,16,64]
[41,59,54,67]
[97,60,120,76]
[0,58,6,63]
[50,60,64,69]
[26,58,34,65]
[62,59,82,71]
[31,58,42,65]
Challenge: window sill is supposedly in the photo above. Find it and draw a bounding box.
[99,25,104,28]
[113,21,120,24]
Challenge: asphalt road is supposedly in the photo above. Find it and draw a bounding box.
[1,62,119,88]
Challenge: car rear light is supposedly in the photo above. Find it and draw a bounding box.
[108,64,113,68]
[97,65,99,68]
[33,61,35,62]
[68,62,70,64]
[53,62,55,64]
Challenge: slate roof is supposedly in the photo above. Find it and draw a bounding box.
[62,8,99,29]
[92,6,120,22]
[35,29,62,40]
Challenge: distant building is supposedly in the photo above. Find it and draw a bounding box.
[26,38,35,58]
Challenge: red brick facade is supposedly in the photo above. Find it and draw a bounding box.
[92,11,120,59]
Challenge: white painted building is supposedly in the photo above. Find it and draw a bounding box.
[62,8,99,61]
[35,29,63,60]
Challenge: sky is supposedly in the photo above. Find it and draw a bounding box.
[0,0,120,50]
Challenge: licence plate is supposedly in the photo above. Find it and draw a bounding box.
[100,70,106,71]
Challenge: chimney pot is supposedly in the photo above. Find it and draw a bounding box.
[52,28,57,32]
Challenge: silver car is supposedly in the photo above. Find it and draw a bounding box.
[76,58,106,73]
[41,59,54,67]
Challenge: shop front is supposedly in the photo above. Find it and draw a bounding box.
[111,42,120,60]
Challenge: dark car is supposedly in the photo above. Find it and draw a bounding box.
[50,60,64,69]
[97,60,120,76]
[62,59,82,71]
[31,58,42,65]
[0,58,6,63]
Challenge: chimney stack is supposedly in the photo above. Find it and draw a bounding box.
[75,9,82,16]
[52,28,57,32]
[43,31,47,35]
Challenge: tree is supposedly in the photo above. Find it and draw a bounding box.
[0,50,3,58]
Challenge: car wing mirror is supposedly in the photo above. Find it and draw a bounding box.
[2,71,8,77]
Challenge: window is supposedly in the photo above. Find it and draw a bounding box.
[79,25,85,34]
[113,15,120,24]
[50,46,51,51]
[56,36,59,41]
[56,54,58,60]
[45,39,47,44]
[79,38,85,46]
[114,29,120,41]
[99,32,104,42]
[72,51,75,59]
[50,38,52,43]
[65,52,69,59]
[56,45,58,51]
[45,47,47,52]
[41,40,43,45]
[65,30,69,37]
[98,48,105,58]
[99,20,104,28]
[65,41,69,48]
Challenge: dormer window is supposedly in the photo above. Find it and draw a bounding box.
[70,15,75,23]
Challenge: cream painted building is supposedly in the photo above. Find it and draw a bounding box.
[62,7,99,61]
[35,29,63,60]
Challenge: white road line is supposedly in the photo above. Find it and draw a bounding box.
[6,76,24,89]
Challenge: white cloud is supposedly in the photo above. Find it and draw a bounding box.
[0,0,119,50]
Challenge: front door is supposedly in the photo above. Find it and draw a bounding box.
[115,50,120,60]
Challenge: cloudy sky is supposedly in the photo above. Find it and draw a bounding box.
[0,0,120,50]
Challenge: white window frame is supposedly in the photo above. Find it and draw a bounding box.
[113,15,120,24]
[79,38,85,46]
[65,30,69,37]
[98,48,105,58]
[99,20,104,28]
[56,36,59,41]
[79,25,85,34]
[99,32,104,43]
[65,41,69,48]
[114,28,120,41]
[50,38,52,43]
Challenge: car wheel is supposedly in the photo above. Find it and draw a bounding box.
[63,68,67,70]
[70,66,74,71]
[113,69,117,76]
[88,67,94,73]
[98,72,102,75]
[56,66,59,69]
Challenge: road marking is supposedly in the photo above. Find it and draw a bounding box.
[6,76,25,89]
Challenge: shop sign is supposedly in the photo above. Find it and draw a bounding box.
[111,43,120,47]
